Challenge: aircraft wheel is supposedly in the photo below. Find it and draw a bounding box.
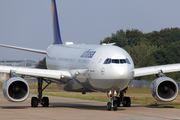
[113,101,118,111]
[31,97,38,107]
[42,97,49,107]
[123,97,131,107]
[115,97,121,107]
[107,102,111,111]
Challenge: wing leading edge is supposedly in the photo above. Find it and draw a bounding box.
[0,44,46,54]
[0,66,72,83]
[134,63,180,77]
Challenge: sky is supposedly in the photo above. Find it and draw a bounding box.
[0,0,180,62]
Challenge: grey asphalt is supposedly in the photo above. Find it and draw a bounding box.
[0,91,180,120]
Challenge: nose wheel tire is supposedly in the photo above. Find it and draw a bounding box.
[107,102,111,110]
[107,101,118,111]
[115,97,121,107]
[113,101,117,111]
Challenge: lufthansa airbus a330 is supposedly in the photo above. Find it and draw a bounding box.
[0,0,179,111]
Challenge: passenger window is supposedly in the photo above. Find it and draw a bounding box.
[112,59,119,64]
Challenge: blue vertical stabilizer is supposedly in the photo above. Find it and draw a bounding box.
[52,0,63,44]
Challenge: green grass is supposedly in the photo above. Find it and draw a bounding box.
[28,83,180,108]
[1,82,180,108]
[29,83,110,102]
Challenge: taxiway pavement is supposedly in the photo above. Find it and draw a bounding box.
[0,91,180,120]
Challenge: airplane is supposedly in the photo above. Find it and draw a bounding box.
[0,0,179,111]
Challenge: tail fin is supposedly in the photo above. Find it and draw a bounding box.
[51,0,63,44]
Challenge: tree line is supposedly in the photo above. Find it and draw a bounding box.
[100,28,180,81]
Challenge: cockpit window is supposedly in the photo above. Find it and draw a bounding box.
[104,58,111,64]
[104,58,131,64]
[120,59,126,63]
[112,59,119,64]
[126,58,131,64]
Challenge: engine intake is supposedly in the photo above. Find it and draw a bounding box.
[150,77,178,102]
[3,77,30,102]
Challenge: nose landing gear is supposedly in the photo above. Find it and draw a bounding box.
[107,88,131,111]
[107,96,118,111]
[106,90,118,111]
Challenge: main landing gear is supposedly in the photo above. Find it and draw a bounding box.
[107,88,131,111]
[31,78,52,107]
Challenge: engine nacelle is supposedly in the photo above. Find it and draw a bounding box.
[150,77,178,102]
[2,77,30,102]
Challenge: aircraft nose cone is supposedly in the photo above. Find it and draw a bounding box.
[119,68,125,75]
[113,64,134,80]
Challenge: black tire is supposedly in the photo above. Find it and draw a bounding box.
[113,101,118,111]
[107,102,111,111]
[123,97,131,107]
[31,97,38,107]
[115,97,121,107]
[42,97,49,107]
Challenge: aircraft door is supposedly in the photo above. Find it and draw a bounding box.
[88,52,101,80]
[91,52,101,70]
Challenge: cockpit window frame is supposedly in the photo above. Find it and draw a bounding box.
[103,58,131,64]
[120,59,126,64]
[126,58,131,64]
[103,58,111,64]
[112,59,120,64]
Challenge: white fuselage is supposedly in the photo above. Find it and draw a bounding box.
[46,44,134,92]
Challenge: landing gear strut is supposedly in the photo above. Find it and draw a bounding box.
[106,88,131,111]
[31,78,51,107]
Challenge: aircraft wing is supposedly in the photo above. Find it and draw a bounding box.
[134,63,180,77]
[0,44,46,54]
[0,66,72,83]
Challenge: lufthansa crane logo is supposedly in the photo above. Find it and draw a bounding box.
[101,68,105,75]
[52,2,55,20]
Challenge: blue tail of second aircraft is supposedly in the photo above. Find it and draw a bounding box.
[52,0,63,44]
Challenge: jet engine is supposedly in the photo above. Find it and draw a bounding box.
[2,77,30,102]
[150,77,178,102]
